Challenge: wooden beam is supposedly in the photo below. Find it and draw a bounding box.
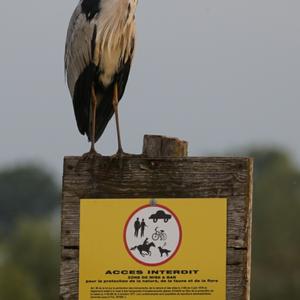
[60,135,252,300]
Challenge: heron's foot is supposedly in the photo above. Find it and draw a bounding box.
[107,149,141,169]
[81,148,102,160]
[111,148,142,159]
[111,148,131,159]
[74,148,102,171]
[109,149,131,169]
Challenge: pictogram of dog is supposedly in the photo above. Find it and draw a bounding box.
[158,246,171,257]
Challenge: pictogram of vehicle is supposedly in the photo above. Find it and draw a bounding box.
[149,210,172,223]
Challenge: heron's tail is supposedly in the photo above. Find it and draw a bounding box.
[94,59,132,142]
[93,87,115,142]
[72,64,115,143]
[72,64,96,137]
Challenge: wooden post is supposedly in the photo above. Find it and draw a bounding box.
[143,135,188,157]
[60,135,253,300]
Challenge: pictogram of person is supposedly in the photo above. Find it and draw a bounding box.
[134,218,141,237]
[140,219,147,237]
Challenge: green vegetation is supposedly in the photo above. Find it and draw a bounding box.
[249,150,300,299]
[0,165,59,234]
[0,150,299,299]
[0,165,59,300]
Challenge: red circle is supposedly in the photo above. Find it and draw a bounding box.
[123,204,182,266]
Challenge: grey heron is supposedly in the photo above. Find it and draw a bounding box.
[64,0,138,156]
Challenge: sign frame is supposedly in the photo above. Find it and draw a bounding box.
[60,156,253,300]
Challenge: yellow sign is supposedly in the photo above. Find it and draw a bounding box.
[79,198,227,299]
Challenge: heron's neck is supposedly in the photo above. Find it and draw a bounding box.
[98,0,137,59]
[100,0,137,28]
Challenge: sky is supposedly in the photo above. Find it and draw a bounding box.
[0,0,299,177]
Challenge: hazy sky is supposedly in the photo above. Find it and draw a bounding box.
[0,0,299,176]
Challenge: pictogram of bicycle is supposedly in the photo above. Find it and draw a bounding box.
[152,227,167,241]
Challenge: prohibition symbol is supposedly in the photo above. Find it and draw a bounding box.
[124,204,182,266]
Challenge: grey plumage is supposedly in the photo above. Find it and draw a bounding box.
[64,0,137,145]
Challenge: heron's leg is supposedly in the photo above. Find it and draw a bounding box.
[81,84,101,159]
[112,83,124,154]
[78,85,104,162]
[90,84,97,153]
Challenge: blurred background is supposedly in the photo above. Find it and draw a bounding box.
[0,0,299,299]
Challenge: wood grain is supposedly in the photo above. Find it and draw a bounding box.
[60,135,253,300]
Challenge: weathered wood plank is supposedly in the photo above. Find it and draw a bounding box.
[143,135,188,157]
[60,135,253,300]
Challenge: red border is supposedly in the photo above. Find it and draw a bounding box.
[123,204,182,266]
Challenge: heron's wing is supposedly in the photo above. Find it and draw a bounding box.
[65,5,101,135]
[65,6,97,98]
